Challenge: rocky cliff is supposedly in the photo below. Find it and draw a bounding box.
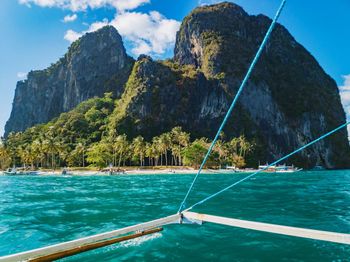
[109,55,252,141]
[110,2,350,168]
[5,26,134,136]
[6,2,350,168]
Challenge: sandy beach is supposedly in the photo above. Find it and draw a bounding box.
[0,167,236,176]
[50,167,207,176]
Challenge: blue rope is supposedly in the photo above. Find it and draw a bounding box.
[184,121,350,211]
[178,0,287,213]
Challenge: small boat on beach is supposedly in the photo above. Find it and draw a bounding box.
[100,167,126,175]
[61,168,73,176]
[258,164,302,173]
[3,168,17,176]
[3,167,38,176]
[222,164,302,174]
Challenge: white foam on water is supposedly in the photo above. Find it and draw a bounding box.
[120,232,163,248]
[98,232,163,254]
[0,227,8,234]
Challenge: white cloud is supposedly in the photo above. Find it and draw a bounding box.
[19,0,150,12]
[198,0,220,6]
[339,74,350,90]
[20,0,180,57]
[111,11,180,56]
[131,40,152,55]
[339,74,350,136]
[88,19,109,31]
[64,18,108,42]
[113,0,150,12]
[64,11,180,56]
[17,72,27,79]
[64,29,82,42]
[339,74,350,113]
[63,13,77,22]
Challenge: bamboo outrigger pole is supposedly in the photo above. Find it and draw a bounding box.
[29,228,163,262]
[0,214,181,262]
[182,212,350,245]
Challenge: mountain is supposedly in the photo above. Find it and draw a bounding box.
[5,2,350,168]
[5,26,134,137]
[109,2,350,168]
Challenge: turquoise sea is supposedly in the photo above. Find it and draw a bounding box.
[0,171,350,261]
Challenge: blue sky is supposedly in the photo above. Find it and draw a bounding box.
[0,0,349,137]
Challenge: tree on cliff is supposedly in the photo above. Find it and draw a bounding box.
[0,142,11,170]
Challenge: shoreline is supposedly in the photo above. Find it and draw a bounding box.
[1,166,325,176]
[0,167,242,176]
[42,168,219,176]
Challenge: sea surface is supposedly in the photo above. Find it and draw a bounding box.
[0,170,350,261]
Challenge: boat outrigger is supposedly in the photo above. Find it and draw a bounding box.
[3,168,17,176]
[1,1,349,261]
[3,168,37,176]
[225,163,302,173]
[258,164,302,173]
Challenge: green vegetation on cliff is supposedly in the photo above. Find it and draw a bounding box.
[1,99,254,169]
[109,59,145,131]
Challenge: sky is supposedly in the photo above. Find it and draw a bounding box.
[0,0,349,137]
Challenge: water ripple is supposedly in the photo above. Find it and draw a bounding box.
[0,171,350,260]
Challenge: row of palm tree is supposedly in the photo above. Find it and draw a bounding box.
[1,126,254,170]
[87,127,191,168]
[3,127,78,169]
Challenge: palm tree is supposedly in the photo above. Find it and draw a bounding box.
[237,135,253,157]
[229,137,239,156]
[114,134,128,167]
[179,129,190,166]
[214,139,228,167]
[225,136,253,168]
[86,140,113,168]
[238,136,245,157]
[31,137,45,168]
[43,127,60,169]
[152,136,161,166]
[17,144,31,168]
[0,142,11,170]
[170,127,180,166]
[56,139,69,167]
[231,154,246,168]
[132,136,146,167]
[145,142,153,166]
[171,145,181,166]
[108,130,118,167]
[5,132,22,168]
[158,133,172,166]
[74,141,87,167]
[170,127,190,166]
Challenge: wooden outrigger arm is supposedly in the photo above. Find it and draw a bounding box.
[1,212,350,261]
[0,214,181,262]
[182,212,350,245]
[28,228,163,262]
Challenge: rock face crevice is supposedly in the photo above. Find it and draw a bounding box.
[5,26,134,136]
